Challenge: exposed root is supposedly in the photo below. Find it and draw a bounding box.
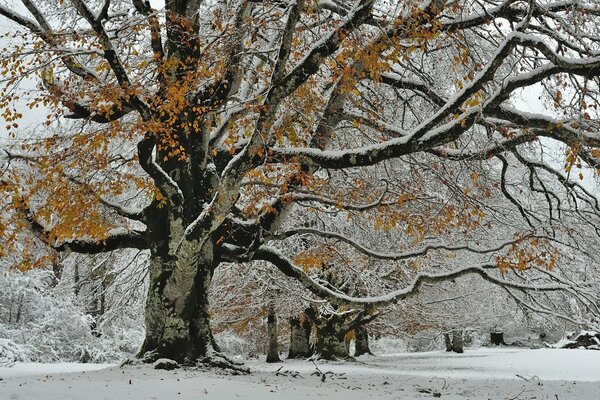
[309,353,355,362]
[121,350,160,367]
[122,349,249,374]
[198,352,250,375]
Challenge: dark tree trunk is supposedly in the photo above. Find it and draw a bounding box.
[287,315,312,359]
[491,331,505,345]
[74,263,80,297]
[266,305,281,363]
[354,326,373,357]
[444,333,453,351]
[138,240,219,364]
[451,330,464,353]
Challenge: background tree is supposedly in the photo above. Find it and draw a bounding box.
[1,0,600,367]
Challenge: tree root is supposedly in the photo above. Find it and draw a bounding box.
[198,352,250,375]
[122,350,249,374]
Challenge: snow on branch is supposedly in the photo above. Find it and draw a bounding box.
[23,205,148,253]
[51,229,149,253]
[441,0,599,31]
[69,0,151,119]
[0,3,98,80]
[137,137,184,208]
[98,197,146,222]
[287,190,392,211]
[270,0,302,84]
[268,228,548,262]
[185,1,376,247]
[252,245,572,308]
[267,0,374,105]
[3,148,146,221]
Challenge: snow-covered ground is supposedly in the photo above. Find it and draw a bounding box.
[1,348,599,399]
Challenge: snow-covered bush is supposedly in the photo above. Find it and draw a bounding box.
[0,267,144,363]
[215,330,256,359]
[370,337,408,355]
[0,338,31,366]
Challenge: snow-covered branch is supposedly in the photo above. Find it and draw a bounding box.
[252,245,574,308]
[267,228,546,262]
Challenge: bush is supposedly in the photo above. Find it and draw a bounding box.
[0,269,144,363]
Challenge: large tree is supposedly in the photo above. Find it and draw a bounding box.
[1,0,600,365]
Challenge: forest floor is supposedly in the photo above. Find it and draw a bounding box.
[1,348,599,399]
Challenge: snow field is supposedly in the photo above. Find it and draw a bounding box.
[1,348,600,399]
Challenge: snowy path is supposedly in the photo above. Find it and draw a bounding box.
[1,348,599,399]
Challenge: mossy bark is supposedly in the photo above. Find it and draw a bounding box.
[138,202,220,364]
[287,315,312,359]
[266,305,281,363]
[314,316,350,360]
[353,326,373,357]
[451,330,464,353]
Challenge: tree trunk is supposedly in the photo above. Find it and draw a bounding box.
[451,330,464,353]
[314,318,350,360]
[444,333,453,351]
[266,305,281,363]
[138,240,219,364]
[491,331,505,345]
[287,315,312,359]
[354,326,373,357]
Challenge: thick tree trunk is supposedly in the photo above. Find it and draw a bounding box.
[491,331,505,345]
[314,318,350,360]
[266,305,281,363]
[287,315,312,359]
[353,326,373,357]
[138,241,219,364]
[451,330,464,353]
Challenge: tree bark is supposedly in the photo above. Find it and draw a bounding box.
[138,241,219,364]
[287,315,312,359]
[314,317,350,360]
[266,304,281,363]
[491,331,505,345]
[353,326,373,357]
[451,330,464,353]
[444,333,453,351]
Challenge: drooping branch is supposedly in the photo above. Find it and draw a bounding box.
[513,149,600,213]
[251,245,572,308]
[502,287,597,328]
[24,207,148,253]
[496,154,535,227]
[3,148,146,221]
[53,230,148,253]
[267,228,547,262]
